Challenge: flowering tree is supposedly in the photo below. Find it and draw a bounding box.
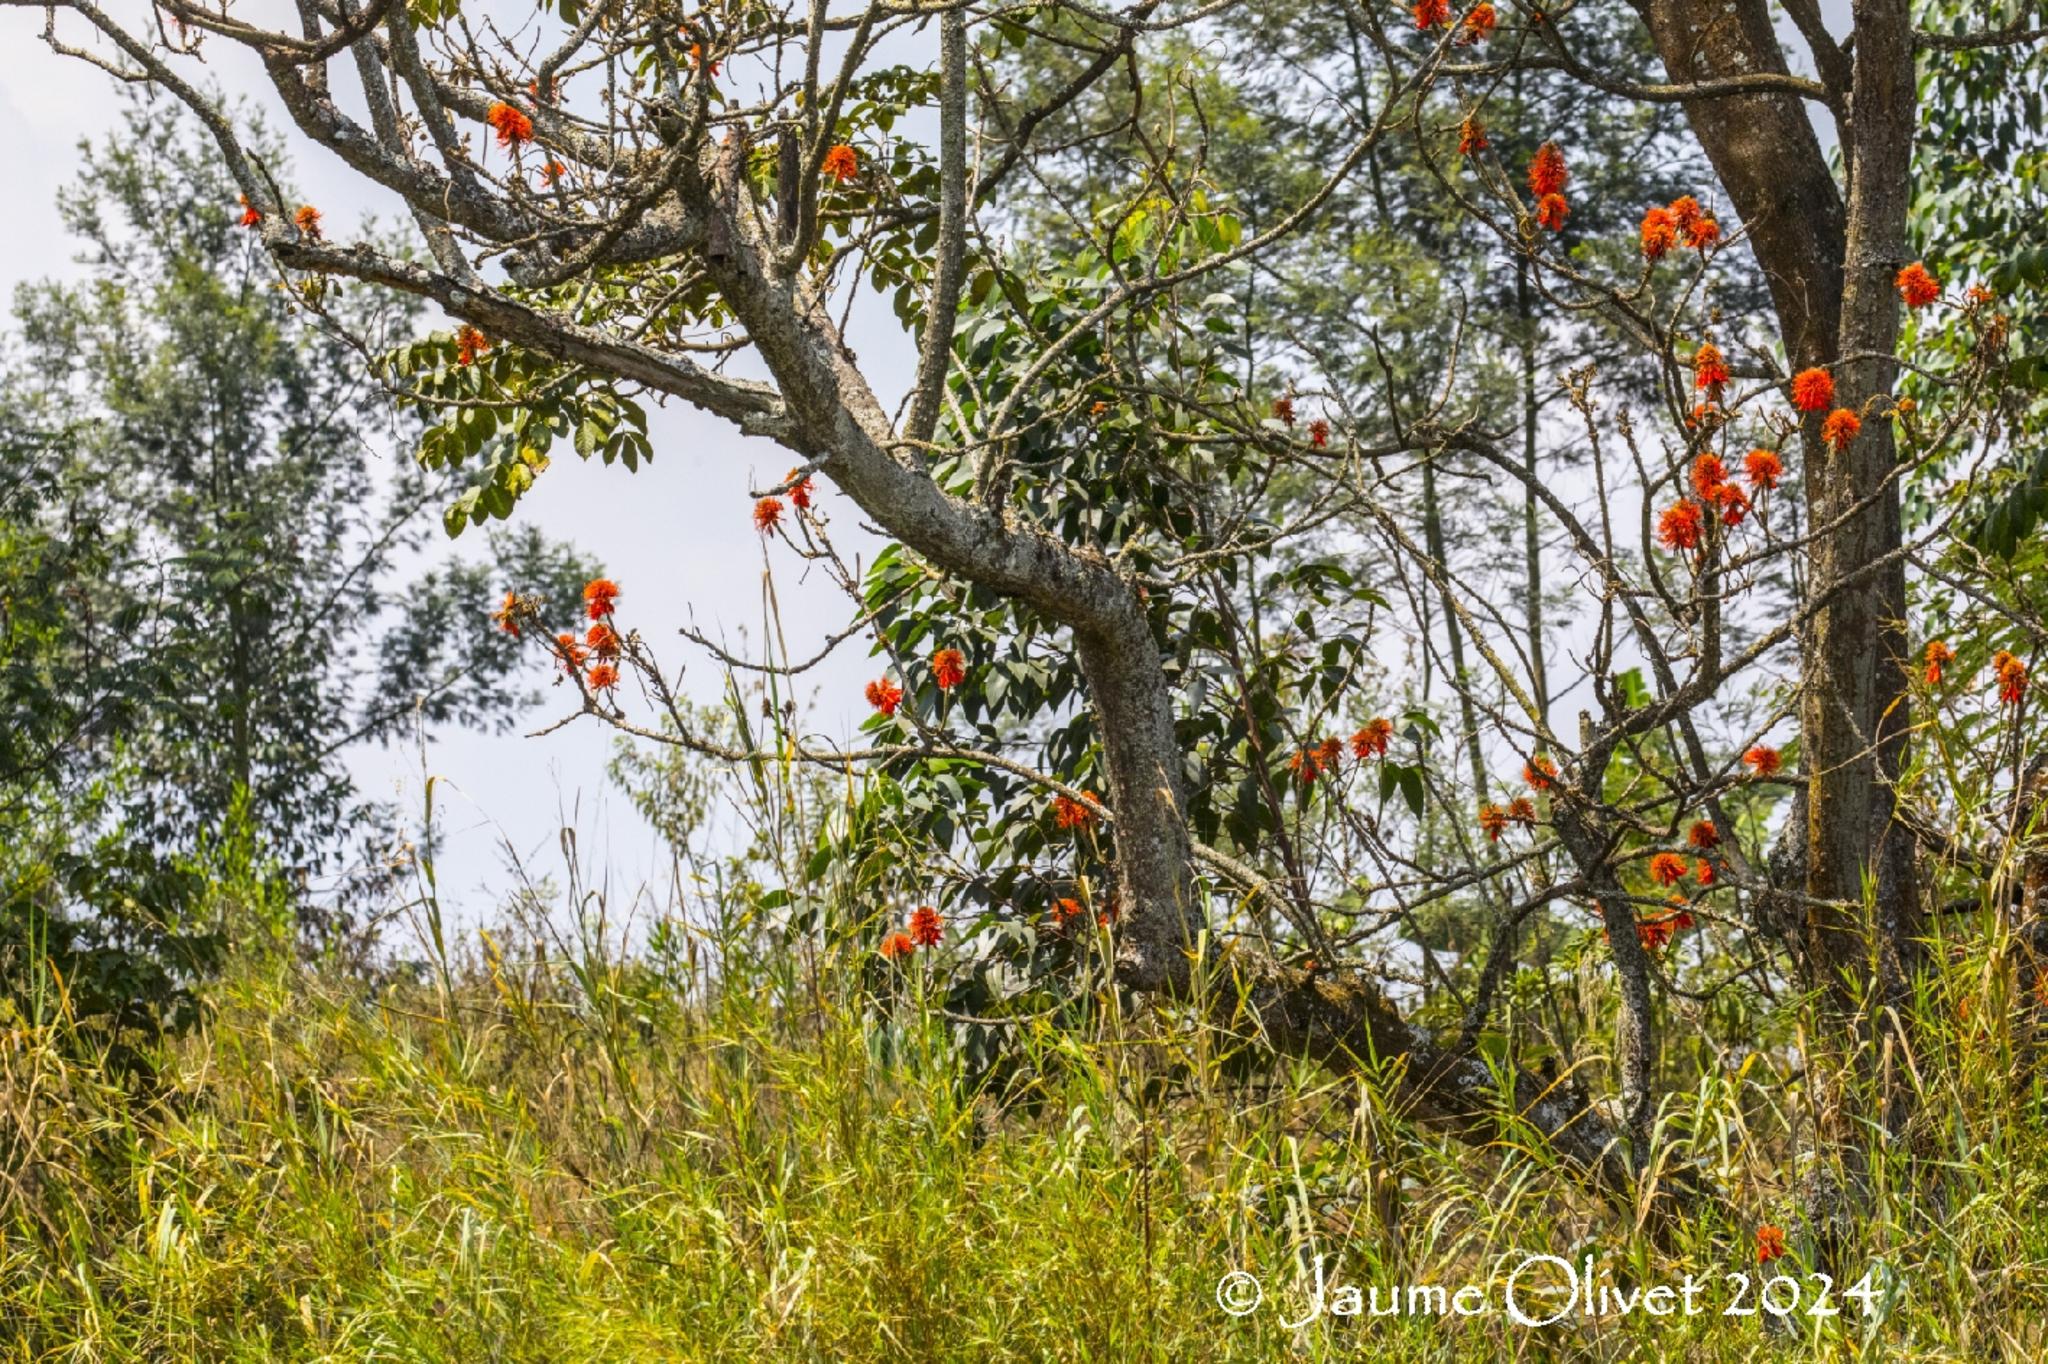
[24,0,2043,1231]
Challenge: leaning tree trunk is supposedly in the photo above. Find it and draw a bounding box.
[656,127,1666,1210]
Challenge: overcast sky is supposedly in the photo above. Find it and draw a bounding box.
[0,11,910,929]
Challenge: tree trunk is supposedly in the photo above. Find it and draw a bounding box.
[1516,257,1550,728]
[1422,455,1490,801]
[1630,0,1918,1046]
[1811,0,1919,1041]
[1631,0,1923,1252]
[1074,612,1200,994]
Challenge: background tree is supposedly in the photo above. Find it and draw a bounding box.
[0,107,596,1026]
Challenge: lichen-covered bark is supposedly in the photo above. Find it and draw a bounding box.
[1072,616,1200,994]
[1233,956,1648,1210]
[1808,0,1920,1027]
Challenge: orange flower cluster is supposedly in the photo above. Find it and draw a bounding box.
[1637,909,1695,950]
[909,904,944,948]
[1475,798,1535,842]
[1669,195,1720,250]
[1308,419,1331,449]
[1639,206,1677,260]
[1896,261,1940,309]
[293,205,323,241]
[455,325,490,367]
[488,101,534,150]
[1743,745,1782,777]
[570,586,619,694]
[1692,343,1730,400]
[555,631,588,674]
[1640,195,1720,260]
[932,647,967,691]
[1053,791,1100,831]
[1458,116,1488,156]
[1528,143,1568,233]
[1657,499,1705,551]
[1689,453,1727,496]
[1352,716,1395,759]
[1790,367,1834,413]
[1606,908,1694,951]
[786,469,814,509]
[821,144,860,183]
[1524,754,1557,789]
[879,931,915,960]
[1649,851,1690,887]
[1528,141,1567,197]
[754,496,784,533]
[237,195,261,228]
[493,590,521,637]
[1743,449,1784,492]
[1755,1225,1787,1264]
[1456,2,1496,43]
[1050,895,1116,931]
[1272,396,1296,427]
[1821,408,1861,452]
[1691,453,1751,528]
[1923,639,1954,685]
[1687,819,1719,850]
[1291,737,1345,783]
[1993,651,2028,705]
[865,678,904,716]
[1413,0,1451,27]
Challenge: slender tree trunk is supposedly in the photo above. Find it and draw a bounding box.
[1422,456,1489,801]
[1815,0,1920,1031]
[1516,258,1550,728]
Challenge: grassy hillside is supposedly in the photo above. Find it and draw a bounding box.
[5,898,2046,1362]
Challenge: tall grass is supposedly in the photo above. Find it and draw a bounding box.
[5,871,2045,1361]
